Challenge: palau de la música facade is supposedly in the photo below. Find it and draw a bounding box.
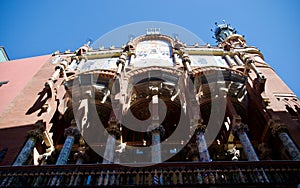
[1,22,300,187]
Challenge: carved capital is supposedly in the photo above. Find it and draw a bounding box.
[232,123,249,136]
[105,116,121,138]
[64,127,81,140]
[195,121,207,134]
[231,116,249,136]
[147,124,165,138]
[268,117,287,136]
[106,125,120,139]
[173,48,183,55]
[116,52,127,66]
[27,129,44,142]
[27,121,45,142]
[232,115,242,126]
[181,53,191,64]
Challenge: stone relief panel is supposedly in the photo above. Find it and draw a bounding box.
[133,40,173,67]
[190,55,228,68]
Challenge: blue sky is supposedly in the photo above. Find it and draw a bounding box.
[0,0,299,97]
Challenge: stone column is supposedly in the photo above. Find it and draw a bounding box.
[103,118,120,164]
[181,53,192,73]
[66,58,78,72]
[232,123,258,161]
[116,52,127,75]
[224,54,236,67]
[148,93,165,163]
[173,50,182,66]
[195,123,211,162]
[269,119,300,160]
[1,124,44,187]
[13,124,45,166]
[48,60,68,83]
[278,133,300,160]
[149,125,165,163]
[230,115,269,183]
[232,122,270,183]
[233,54,244,65]
[56,127,80,165]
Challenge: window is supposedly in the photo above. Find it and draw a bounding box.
[0,47,9,62]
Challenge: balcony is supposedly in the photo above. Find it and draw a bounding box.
[0,161,300,187]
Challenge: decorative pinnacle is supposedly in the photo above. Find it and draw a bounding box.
[128,34,134,42]
[212,20,237,43]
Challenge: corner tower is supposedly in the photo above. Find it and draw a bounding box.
[213,20,246,50]
[213,20,300,161]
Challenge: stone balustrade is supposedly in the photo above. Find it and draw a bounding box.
[0,161,300,187]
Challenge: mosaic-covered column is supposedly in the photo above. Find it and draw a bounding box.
[149,125,165,163]
[231,116,269,183]
[147,93,165,163]
[232,123,258,161]
[1,124,45,187]
[232,123,268,183]
[270,119,300,160]
[13,124,45,166]
[56,127,80,165]
[195,124,211,162]
[103,118,120,164]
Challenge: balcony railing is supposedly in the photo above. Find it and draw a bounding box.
[0,161,300,187]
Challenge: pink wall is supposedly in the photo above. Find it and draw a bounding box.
[0,55,51,114]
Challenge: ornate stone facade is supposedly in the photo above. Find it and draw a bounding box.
[1,21,300,187]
